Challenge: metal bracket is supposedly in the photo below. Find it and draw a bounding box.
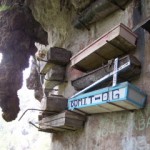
[18,108,59,121]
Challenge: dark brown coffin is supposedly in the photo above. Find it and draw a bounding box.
[39,47,71,74]
[41,95,68,114]
[44,65,66,90]
[72,55,141,91]
[39,111,86,132]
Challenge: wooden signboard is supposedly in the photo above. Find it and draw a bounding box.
[39,110,86,132]
[71,23,137,71]
[72,55,141,91]
[68,82,146,114]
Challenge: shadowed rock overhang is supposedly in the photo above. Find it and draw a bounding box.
[0,0,48,121]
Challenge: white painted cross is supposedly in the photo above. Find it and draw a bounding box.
[71,59,130,98]
[112,58,119,86]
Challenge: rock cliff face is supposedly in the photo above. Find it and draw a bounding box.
[0,0,92,122]
[0,0,48,121]
[26,57,43,101]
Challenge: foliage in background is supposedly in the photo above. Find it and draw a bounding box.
[0,5,10,11]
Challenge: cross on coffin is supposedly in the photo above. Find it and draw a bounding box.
[71,58,130,98]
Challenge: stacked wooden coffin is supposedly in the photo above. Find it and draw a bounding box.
[37,47,86,133]
[38,47,71,92]
[69,23,147,114]
[39,110,86,132]
[72,55,141,91]
[71,23,137,71]
[38,23,147,133]
[73,0,131,29]
[39,95,86,133]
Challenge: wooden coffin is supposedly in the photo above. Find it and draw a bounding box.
[44,65,65,90]
[39,110,86,132]
[71,23,137,72]
[72,55,141,91]
[39,47,71,74]
[41,95,68,115]
[68,82,147,114]
[73,0,131,29]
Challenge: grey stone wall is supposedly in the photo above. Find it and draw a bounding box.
[29,0,150,149]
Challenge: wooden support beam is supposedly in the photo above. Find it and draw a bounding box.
[39,47,71,74]
[39,110,86,132]
[72,55,141,91]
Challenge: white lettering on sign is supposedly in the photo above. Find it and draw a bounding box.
[69,87,126,110]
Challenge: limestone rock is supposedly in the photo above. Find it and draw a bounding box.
[0,1,48,121]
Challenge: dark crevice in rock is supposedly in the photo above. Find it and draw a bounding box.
[26,57,43,102]
[0,1,48,121]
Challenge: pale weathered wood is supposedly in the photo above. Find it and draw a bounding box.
[45,65,65,81]
[71,24,137,71]
[42,110,86,122]
[44,80,60,90]
[72,55,141,91]
[39,47,71,74]
[41,95,68,113]
[39,110,86,132]
[43,65,66,90]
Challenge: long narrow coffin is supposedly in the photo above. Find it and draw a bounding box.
[68,82,146,114]
[71,24,137,71]
[72,55,141,91]
[39,47,71,74]
[39,111,86,132]
[73,0,131,29]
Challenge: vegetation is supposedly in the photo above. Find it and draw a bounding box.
[0,5,10,12]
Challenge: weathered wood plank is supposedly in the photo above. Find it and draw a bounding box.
[72,55,141,91]
[45,65,65,81]
[39,47,71,74]
[41,95,68,114]
[41,110,86,122]
[44,80,60,90]
[43,65,66,90]
[39,110,86,132]
[71,23,137,71]
[68,82,146,114]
